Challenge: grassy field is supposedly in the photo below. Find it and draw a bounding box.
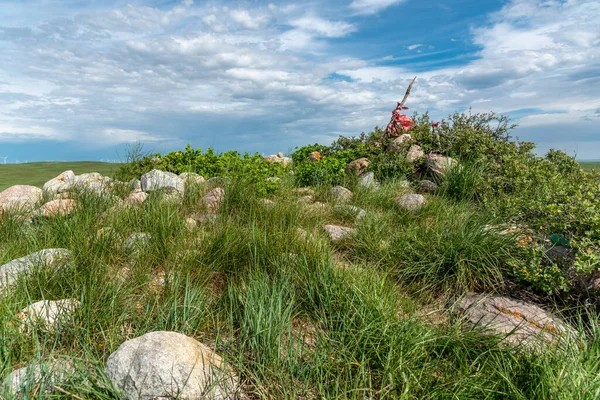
[580,161,600,171]
[0,162,123,191]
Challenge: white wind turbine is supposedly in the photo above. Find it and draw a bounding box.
[0,156,7,164]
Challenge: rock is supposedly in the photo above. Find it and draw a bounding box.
[416,180,438,194]
[192,213,219,225]
[456,294,576,348]
[264,154,292,166]
[296,228,309,241]
[124,233,152,251]
[333,205,366,220]
[357,172,380,189]
[346,158,370,176]
[298,195,314,204]
[308,151,321,161]
[323,224,357,243]
[260,198,276,208]
[266,177,281,183]
[203,187,225,213]
[156,186,184,204]
[396,194,426,211]
[124,191,148,205]
[74,173,112,195]
[425,154,458,177]
[140,170,184,193]
[330,186,353,203]
[180,172,205,186]
[406,145,425,162]
[0,185,43,213]
[0,249,71,294]
[4,358,76,396]
[105,331,239,400]
[39,199,77,217]
[185,217,197,231]
[128,179,142,192]
[17,299,80,332]
[42,170,76,197]
[294,188,315,196]
[390,134,413,152]
[305,201,328,213]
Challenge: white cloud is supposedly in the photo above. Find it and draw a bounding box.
[407,44,423,51]
[350,0,406,15]
[289,16,356,38]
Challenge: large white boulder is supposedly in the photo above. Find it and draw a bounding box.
[140,170,184,193]
[0,185,43,213]
[105,331,239,400]
[43,170,76,197]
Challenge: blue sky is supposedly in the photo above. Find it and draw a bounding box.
[0,0,598,162]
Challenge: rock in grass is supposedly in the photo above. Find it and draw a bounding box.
[4,358,76,396]
[105,331,239,400]
[124,233,152,251]
[0,249,71,294]
[333,205,366,220]
[141,170,184,193]
[294,188,315,196]
[416,180,438,194]
[124,191,148,205]
[17,299,80,332]
[425,154,457,178]
[357,172,380,189]
[406,145,425,162]
[39,199,77,217]
[180,172,205,186]
[74,173,113,195]
[396,194,426,211]
[323,224,357,243]
[330,186,353,203]
[203,187,225,213]
[346,158,370,176]
[0,185,43,213]
[128,179,142,192]
[260,198,276,208]
[389,134,413,152]
[457,294,576,348]
[43,170,76,197]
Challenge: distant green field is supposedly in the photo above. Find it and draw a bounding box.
[580,161,600,171]
[0,162,123,192]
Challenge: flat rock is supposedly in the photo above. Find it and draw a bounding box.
[105,331,239,400]
[0,185,43,213]
[457,294,576,348]
[39,199,77,217]
[396,194,426,211]
[323,224,357,243]
[333,205,366,220]
[330,185,353,203]
[0,249,71,294]
[141,170,184,193]
[17,299,80,331]
[42,170,76,197]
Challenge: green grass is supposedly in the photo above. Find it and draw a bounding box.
[579,161,600,171]
[2,173,600,398]
[0,162,123,192]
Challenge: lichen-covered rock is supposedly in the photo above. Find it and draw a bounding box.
[203,187,225,213]
[0,249,71,294]
[357,172,380,189]
[425,154,458,177]
[330,186,353,203]
[0,185,43,213]
[457,294,576,348]
[406,145,425,162]
[323,224,357,243]
[180,172,206,186]
[390,134,413,152]
[346,158,370,176]
[141,170,184,193]
[17,299,80,332]
[105,331,239,400]
[42,170,76,197]
[39,199,77,217]
[396,194,426,211]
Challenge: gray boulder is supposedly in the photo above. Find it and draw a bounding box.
[397,194,426,211]
[180,172,206,186]
[390,134,413,152]
[416,180,438,194]
[0,249,71,294]
[0,185,43,213]
[406,145,425,162]
[17,299,80,332]
[124,233,152,251]
[4,358,76,396]
[425,154,458,177]
[330,186,353,203]
[457,294,576,348]
[357,172,380,189]
[141,170,184,193]
[323,224,357,243]
[105,331,239,400]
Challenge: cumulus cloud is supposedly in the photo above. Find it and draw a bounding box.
[349,0,406,15]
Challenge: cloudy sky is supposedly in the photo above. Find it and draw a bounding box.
[0,0,598,162]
